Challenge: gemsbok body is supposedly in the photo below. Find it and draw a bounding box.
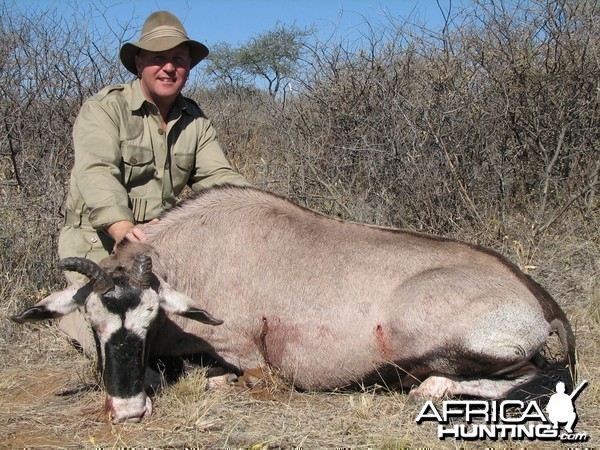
[12,186,576,423]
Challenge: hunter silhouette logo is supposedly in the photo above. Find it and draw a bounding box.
[546,380,587,434]
[416,380,589,442]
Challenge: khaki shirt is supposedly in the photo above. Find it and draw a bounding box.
[64,78,249,229]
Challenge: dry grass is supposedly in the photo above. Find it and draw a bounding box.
[1,280,598,449]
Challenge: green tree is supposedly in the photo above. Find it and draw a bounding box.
[204,41,246,89]
[206,23,310,96]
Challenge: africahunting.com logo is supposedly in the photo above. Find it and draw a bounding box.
[416,380,589,442]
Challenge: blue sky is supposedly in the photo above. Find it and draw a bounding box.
[19,0,454,47]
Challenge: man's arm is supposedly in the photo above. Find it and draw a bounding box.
[72,99,135,229]
[188,118,251,190]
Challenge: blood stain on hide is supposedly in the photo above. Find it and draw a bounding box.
[375,323,393,360]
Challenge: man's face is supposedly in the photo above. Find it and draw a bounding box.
[135,44,191,108]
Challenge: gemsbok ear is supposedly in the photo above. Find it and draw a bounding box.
[156,278,224,326]
[11,282,87,324]
[177,307,224,326]
[11,306,62,324]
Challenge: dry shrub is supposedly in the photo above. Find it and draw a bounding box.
[277,0,599,242]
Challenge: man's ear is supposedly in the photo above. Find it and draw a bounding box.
[135,53,144,76]
[11,282,87,324]
[157,279,223,326]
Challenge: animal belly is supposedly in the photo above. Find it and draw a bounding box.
[255,320,389,390]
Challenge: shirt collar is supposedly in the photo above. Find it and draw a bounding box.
[130,78,147,112]
[171,94,189,118]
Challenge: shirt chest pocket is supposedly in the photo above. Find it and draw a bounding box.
[122,145,155,187]
[172,153,195,189]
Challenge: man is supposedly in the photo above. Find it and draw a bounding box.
[58,11,250,353]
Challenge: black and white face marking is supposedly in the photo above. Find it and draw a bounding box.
[84,284,160,423]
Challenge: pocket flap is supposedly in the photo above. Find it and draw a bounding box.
[174,153,195,170]
[123,145,154,166]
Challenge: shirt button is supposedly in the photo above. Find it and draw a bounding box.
[158,128,164,135]
[130,157,138,164]
[91,236,98,243]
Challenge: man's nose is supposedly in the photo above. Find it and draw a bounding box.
[162,61,176,72]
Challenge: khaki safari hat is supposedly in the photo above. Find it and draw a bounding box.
[120,11,209,75]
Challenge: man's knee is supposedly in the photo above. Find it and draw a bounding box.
[58,225,111,264]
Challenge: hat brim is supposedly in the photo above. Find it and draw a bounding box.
[120,39,209,74]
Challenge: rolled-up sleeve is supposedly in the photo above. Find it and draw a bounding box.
[72,101,134,228]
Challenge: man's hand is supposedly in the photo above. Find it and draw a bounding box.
[106,219,160,244]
